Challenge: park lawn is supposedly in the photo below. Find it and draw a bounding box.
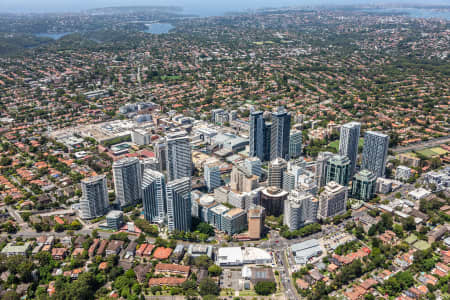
[413,240,431,251]
[416,149,439,158]
[239,290,258,296]
[429,147,447,155]
[328,138,364,151]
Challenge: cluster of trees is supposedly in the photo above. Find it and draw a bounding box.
[133,219,159,237]
[254,281,276,295]
[54,219,83,232]
[280,223,321,239]
[381,271,414,296]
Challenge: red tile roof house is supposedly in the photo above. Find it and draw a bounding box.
[155,263,190,277]
[148,277,186,287]
[88,239,100,257]
[153,247,173,260]
[96,240,109,256]
[51,248,67,260]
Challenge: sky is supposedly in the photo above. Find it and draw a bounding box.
[0,0,444,16]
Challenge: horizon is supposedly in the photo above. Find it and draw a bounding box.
[1,0,449,15]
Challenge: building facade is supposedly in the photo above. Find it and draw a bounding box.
[80,175,109,219]
[142,169,167,222]
[166,134,192,181]
[113,157,142,208]
[362,131,389,178]
[270,107,291,160]
[268,158,288,188]
[318,181,348,219]
[289,129,303,159]
[339,122,361,175]
[351,169,377,201]
[166,177,192,232]
[284,190,318,230]
[326,155,351,186]
[204,163,221,192]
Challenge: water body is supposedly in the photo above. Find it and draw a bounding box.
[34,32,73,39]
[143,23,174,34]
[366,8,450,20]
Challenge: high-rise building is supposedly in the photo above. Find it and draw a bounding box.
[260,187,288,217]
[244,157,262,177]
[284,190,318,230]
[80,175,109,219]
[211,108,225,124]
[141,169,166,222]
[270,107,291,160]
[230,164,259,193]
[318,181,348,219]
[263,122,272,162]
[154,141,167,171]
[362,131,389,178]
[326,155,351,186]
[166,177,192,232]
[140,157,160,174]
[339,122,361,175]
[113,157,142,208]
[247,205,265,239]
[268,158,288,188]
[221,208,247,235]
[351,169,377,201]
[166,133,192,181]
[316,152,334,188]
[289,129,303,159]
[282,163,304,192]
[204,163,221,192]
[249,111,265,161]
[298,174,318,196]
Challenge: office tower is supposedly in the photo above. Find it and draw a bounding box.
[230,164,259,193]
[140,157,159,175]
[221,208,247,235]
[326,155,351,186]
[249,111,265,161]
[154,141,167,171]
[247,205,265,239]
[268,158,288,188]
[362,131,389,178]
[339,122,361,175]
[298,174,319,196]
[113,157,142,208]
[263,122,272,162]
[141,169,166,222]
[351,169,377,201]
[316,152,334,188]
[284,190,318,230]
[270,107,291,160]
[166,133,192,181]
[283,163,304,192]
[318,181,348,219]
[204,163,221,193]
[260,187,288,217]
[289,129,303,159]
[229,110,237,122]
[131,129,152,145]
[244,157,262,177]
[211,108,225,124]
[80,175,109,219]
[166,177,192,232]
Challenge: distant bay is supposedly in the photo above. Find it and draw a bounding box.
[34,32,73,39]
[142,23,174,34]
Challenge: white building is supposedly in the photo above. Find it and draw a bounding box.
[396,165,412,181]
[80,175,109,219]
[216,247,272,266]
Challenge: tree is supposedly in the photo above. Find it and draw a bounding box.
[208,265,222,277]
[199,278,220,296]
[150,285,162,295]
[254,281,276,295]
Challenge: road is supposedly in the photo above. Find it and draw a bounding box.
[392,135,450,153]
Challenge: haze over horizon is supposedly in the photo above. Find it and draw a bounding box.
[1,0,448,16]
